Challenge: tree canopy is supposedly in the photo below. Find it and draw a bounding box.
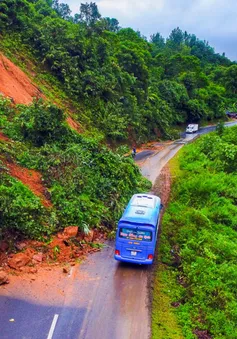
[0,0,236,143]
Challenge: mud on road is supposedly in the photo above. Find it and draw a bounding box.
[0,243,152,339]
[0,144,178,339]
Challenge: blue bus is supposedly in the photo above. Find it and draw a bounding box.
[114,194,162,265]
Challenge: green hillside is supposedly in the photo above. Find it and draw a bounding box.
[0,1,236,240]
[153,127,237,338]
[1,1,237,143]
[1,2,237,337]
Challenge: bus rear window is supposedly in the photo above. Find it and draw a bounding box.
[119,228,152,242]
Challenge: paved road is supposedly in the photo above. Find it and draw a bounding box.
[53,243,151,339]
[1,152,166,339]
[137,121,237,172]
[1,120,237,339]
[180,120,237,138]
[139,144,183,185]
[1,244,152,339]
[135,150,155,161]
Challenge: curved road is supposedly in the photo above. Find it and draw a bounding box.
[1,121,237,339]
[1,151,163,339]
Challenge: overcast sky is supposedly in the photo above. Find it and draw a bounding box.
[63,0,237,61]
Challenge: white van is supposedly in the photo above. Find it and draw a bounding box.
[186,124,199,133]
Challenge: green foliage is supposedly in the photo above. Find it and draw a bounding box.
[0,1,236,243]
[150,32,165,49]
[166,27,185,51]
[0,173,55,239]
[216,121,225,136]
[1,1,235,143]
[152,264,184,339]
[159,127,237,338]
[186,98,208,121]
[52,0,71,20]
[158,80,189,123]
[0,97,150,239]
[103,17,120,32]
[223,65,237,94]
[77,2,101,26]
[16,100,66,146]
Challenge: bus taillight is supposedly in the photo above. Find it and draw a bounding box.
[148,254,153,260]
[115,249,120,256]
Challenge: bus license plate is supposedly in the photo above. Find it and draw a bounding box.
[131,251,137,256]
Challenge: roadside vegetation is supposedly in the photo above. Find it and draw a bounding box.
[153,127,237,338]
[0,97,150,239]
[1,1,237,144]
[1,1,237,337]
[1,1,237,242]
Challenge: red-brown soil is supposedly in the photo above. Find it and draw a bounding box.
[0,54,82,135]
[136,141,165,153]
[0,54,97,284]
[66,116,83,133]
[0,54,82,206]
[0,53,44,105]
[152,164,171,207]
[0,131,10,142]
[3,160,52,208]
[0,228,106,283]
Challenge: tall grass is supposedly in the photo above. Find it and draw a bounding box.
[155,126,237,338]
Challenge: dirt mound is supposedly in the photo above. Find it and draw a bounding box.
[152,164,171,206]
[0,53,43,105]
[4,160,52,208]
[0,132,52,207]
[0,228,106,281]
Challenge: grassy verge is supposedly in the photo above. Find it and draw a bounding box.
[152,262,184,339]
[152,127,237,338]
[151,150,184,339]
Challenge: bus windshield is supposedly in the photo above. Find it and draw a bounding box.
[119,227,152,242]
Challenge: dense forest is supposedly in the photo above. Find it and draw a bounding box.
[1,0,237,143]
[0,0,236,251]
[1,0,236,240]
[0,97,150,238]
[1,2,237,338]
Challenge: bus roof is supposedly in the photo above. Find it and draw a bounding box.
[118,194,161,227]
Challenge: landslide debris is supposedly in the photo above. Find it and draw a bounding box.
[0,53,43,105]
[0,227,106,282]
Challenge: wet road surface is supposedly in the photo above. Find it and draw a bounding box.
[64,244,151,339]
[180,120,237,138]
[139,144,183,185]
[0,243,151,339]
[1,144,165,339]
[135,150,155,161]
[1,121,237,339]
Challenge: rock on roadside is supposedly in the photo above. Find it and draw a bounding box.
[0,271,9,285]
[32,252,43,263]
[62,226,78,239]
[8,253,31,269]
[15,242,27,251]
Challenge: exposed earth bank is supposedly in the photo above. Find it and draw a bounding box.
[0,53,43,104]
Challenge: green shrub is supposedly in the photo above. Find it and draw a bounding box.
[0,174,55,239]
[0,97,151,238]
[158,127,237,337]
